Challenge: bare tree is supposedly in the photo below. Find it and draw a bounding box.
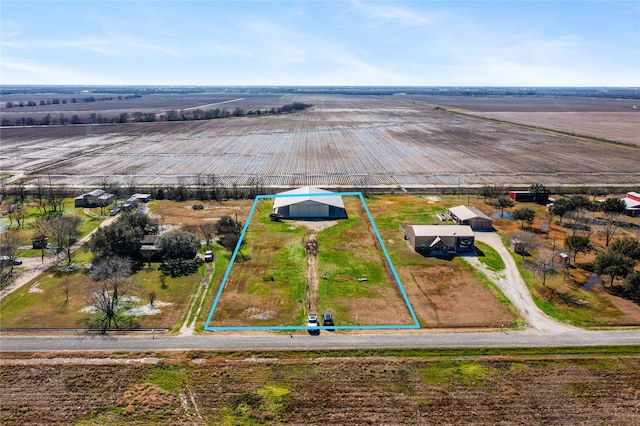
[45,176,66,214]
[565,208,590,236]
[510,231,541,259]
[199,221,216,247]
[195,174,208,201]
[36,216,82,266]
[598,213,622,247]
[206,174,219,201]
[85,256,134,333]
[62,279,70,306]
[532,248,556,288]
[148,291,156,308]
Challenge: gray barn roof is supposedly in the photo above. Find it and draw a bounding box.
[273,186,345,209]
[449,205,491,221]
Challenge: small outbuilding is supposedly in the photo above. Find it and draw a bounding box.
[74,189,115,208]
[557,252,570,267]
[448,205,492,231]
[273,186,347,219]
[132,193,152,203]
[31,234,48,249]
[405,224,475,255]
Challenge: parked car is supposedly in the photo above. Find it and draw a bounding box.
[0,256,21,266]
[322,312,334,330]
[204,250,214,262]
[307,313,319,332]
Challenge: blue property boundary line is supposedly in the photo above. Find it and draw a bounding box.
[204,191,420,331]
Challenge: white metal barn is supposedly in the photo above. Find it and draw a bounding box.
[273,186,347,219]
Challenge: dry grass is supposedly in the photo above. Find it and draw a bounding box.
[2,351,639,425]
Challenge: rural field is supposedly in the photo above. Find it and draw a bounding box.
[404,94,640,147]
[1,93,639,189]
[1,349,639,425]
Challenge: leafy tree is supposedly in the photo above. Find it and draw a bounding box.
[478,185,496,200]
[156,230,200,261]
[594,251,635,287]
[85,256,134,333]
[571,195,595,211]
[600,197,626,214]
[624,272,640,302]
[88,212,154,260]
[550,198,575,224]
[528,183,550,201]
[512,207,536,229]
[563,235,592,262]
[492,195,515,218]
[215,216,243,250]
[609,237,640,262]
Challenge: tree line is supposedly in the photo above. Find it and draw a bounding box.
[0,102,312,126]
[4,94,141,109]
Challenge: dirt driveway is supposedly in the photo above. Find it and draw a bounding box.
[466,232,580,333]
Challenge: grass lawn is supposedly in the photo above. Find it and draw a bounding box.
[0,261,202,330]
[208,196,416,328]
[208,200,308,327]
[315,197,415,326]
[474,241,505,271]
[489,197,640,327]
[3,198,103,259]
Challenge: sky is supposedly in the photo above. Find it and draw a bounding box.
[1,0,639,87]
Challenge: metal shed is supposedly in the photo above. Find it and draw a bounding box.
[273,186,347,219]
[448,205,493,231]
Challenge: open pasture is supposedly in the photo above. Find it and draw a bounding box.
[2,94,639,188]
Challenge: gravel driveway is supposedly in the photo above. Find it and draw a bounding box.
[465,232,580,333]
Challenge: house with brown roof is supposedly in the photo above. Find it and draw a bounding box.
[405,224,475,255]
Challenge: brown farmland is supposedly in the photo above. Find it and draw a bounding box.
[404,94,640,146]
[1,351,639,425]
[2,94,639,188]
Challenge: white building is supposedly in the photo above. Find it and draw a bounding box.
[273,186,347,219]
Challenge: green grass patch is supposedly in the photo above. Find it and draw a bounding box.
[474,241,505,271]
[146,363,189,392]
[418,360,489,386]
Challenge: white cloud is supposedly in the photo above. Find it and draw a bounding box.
[0,19,22,39]
[1,37,120,55]
[349,0,432,26]
[203,43,253,57]
[1,57,121,85]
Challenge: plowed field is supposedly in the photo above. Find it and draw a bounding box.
[1,352,639,425]
[2,95,638,188]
